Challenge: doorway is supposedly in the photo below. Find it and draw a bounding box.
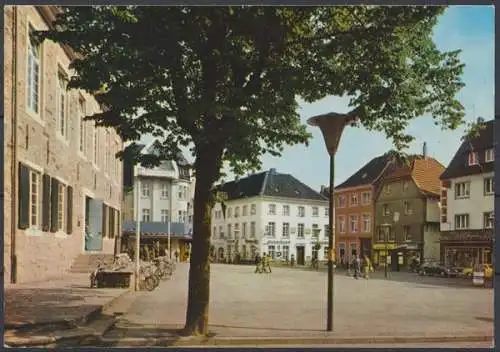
[296,245,305,265]
[84,196,103,252]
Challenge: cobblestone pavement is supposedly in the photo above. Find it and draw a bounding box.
[5,273,127,327]
[107,263,493,340]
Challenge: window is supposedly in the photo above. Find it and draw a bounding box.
[27,26,41,114]
[227,224,232,238]
[250,221,256,237]
[403,201,412,215]
[323,246,329,260]
[324,225,330,238]
[338,215,346,233]
[161,183,169,198]
[56,72,68,138]
[362,214,371,232]
[312,224,319,237]
[282,222,290,237]
[242,205,248,216]
[382,204,390,216]
[227,207,232,218]
[161,209,169,223]
[298,206,305,217]
[93,126,98,165]
[282,205,290,216]
[213,226,217,238]
[455,214,469,230]
[297,223,305,238]
[219,226,224,239]
[266,222,276,237]
[312,245,319,260]
[178,185,184,199]
[337,195,346,208]
[312,207,319,217]
[403,225,411,241]
[361,191,371,205]
[377,227,385,242]
[283,245,290,261]
[384,184,392,194]
[267,245,276,259]
[484,212,493,229]
[234,223,240,237]
[485,148,494,163]
[57,183,67,231]
[350,243,357,257]
[402,181,409,191]
[350,193,358,207]
[250,204,256,215]
[141,182,150,197]
[242,222,247,237]
[338,243,346,259]
[349,215,358,233]
[468,151,478,166]
[324,207,329,217]
[268,204,276,215]
[235,206,240,217]
[484,178,494,195]
[142,209,151,222]
[79,98,86,153]
[455,182,470,198]
[30,170,41,227]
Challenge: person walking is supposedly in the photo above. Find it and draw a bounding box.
[352,256,360,279]
[265,253,272,273]
[363,255,373,279]
[254,253,262,274]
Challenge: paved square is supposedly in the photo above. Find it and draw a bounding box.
[111,263,493,338]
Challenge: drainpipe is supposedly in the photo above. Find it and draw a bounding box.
[10,7,19,284]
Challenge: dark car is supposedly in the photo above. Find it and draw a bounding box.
[419,262,461,277]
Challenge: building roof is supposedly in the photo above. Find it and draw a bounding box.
[383,155,445,197]
[440,120,494,180]
[217,168,327,201]
[335,153,393,190]
[122,221,192,239]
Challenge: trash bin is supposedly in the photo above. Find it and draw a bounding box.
[472,270,485,286]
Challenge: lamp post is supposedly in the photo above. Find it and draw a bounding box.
[135,175,142,291]
[381,223,390,278]
[308,112,354,332]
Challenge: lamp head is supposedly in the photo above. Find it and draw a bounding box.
[307,112,356,155]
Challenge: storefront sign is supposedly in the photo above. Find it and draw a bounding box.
[372,243,397,251]
[440,230,493,242]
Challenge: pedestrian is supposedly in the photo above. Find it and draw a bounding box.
[290,254,295,267]
[254,253,262,274]
[363,255,372,279]
[174,250,179,263]
[265,253,272,273]
[352,256,359,279]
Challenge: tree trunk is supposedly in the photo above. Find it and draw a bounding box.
[183,147,222,336]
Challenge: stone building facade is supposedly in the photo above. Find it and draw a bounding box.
[4,6,123,283]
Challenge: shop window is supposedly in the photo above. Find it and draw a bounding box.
[483,212,493,229]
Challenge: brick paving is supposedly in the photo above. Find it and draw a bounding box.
[107,263,493,339]
[5,273,127,328]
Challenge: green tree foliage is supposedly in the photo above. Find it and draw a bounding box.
[40,6,465,335]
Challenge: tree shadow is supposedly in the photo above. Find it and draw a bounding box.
[210,324,322,333]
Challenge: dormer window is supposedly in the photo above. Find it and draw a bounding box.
[485,148,494,163]
[468,151,478,166]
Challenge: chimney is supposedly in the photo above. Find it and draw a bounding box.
[423,142,427,159]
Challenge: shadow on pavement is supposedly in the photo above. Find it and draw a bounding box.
[210,324,322,333]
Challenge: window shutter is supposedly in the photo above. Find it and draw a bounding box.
[18,163,30,229]
[42,174,51,231]
[50,178,59,232]
[117,210,121,238]
[102,204,108,238]
[66,186,73,234]
[109,207,115,238]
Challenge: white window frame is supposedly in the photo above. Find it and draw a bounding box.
[282,205,290,216]
[141,182,150,197]
[361,191,371,205]
[485,148,494,163]
[56,70,69,139]
[78,97,87,155]
[93,125,99,167]
[338,215,346,234]
[403,225,411,242]
[468,151,478,166]
[484,212,494,229]
[455,182,470,199]
[297,223,305,238]
[242,205,248,216]
[312,207,319,217]
[29,169,42,228]
[57,183,67,231]
[235,206,240,217]
[242,222,247,237]
[484,177,494,195]
[250,221,256,237]
[349,214,359,233]
[362,213,371,233]
[267,222,276,237]
[219,226,224,239]
[338,195,346,208]
[227,224,232,238]
[250,204,256,215]
[324,207,329,217]
[383,204,390,216]
[349,193,358,207]
[298,206,305,217]
[161,183,169,199]
[404,201,412,215]
[27,24,41,116]
[282,222,290,237]
[268,204,276,215]
[142,208,151,222]
[160,209,169,223]
[312,224,319,237]
[455,214,469,230]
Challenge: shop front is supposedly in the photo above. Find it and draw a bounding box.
[440,230,493,267]
[371,243,397,268]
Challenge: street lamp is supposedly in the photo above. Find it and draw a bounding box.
[381,223,390,279]
[307,111,354,332]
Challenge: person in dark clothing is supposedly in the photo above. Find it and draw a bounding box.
[352,256,360,279]
[254,254,262,273]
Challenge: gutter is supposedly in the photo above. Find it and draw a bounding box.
[10,6,18,283]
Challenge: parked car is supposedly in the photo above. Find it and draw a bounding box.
[419,262,461,277]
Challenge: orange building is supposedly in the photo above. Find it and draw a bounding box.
[332,154,393,267]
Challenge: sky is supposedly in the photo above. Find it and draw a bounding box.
[140,6,495,191]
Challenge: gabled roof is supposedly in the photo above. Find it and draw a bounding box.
[217,169,327,201]
[440,120,494,180]
[382,155,445,197]
[335,153,393,190]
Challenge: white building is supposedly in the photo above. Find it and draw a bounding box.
[210,168,330,265]
[121,140,195,260]
[439,119,494,267]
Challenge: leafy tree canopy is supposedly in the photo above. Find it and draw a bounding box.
[41,6,465,177]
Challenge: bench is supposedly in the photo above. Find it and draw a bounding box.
[95,270,133,289]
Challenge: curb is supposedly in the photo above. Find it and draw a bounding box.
[99,334,493,347]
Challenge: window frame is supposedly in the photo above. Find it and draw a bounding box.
[142,208,151,222]
[57,182,67,232]
[349,193,359,207]
[485,148,494,163]
[338,215,346,233]
[468,151,478,166]
[454,182,470,199]
[297,223,305,238]
[349,214,359,233]
[56,69,69,139]
[27,24,42,116]
[454,213,469,230]
[282,222,290,237]
[484,177,494,196]
[29,169,42,228]
[362,213,371,233]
